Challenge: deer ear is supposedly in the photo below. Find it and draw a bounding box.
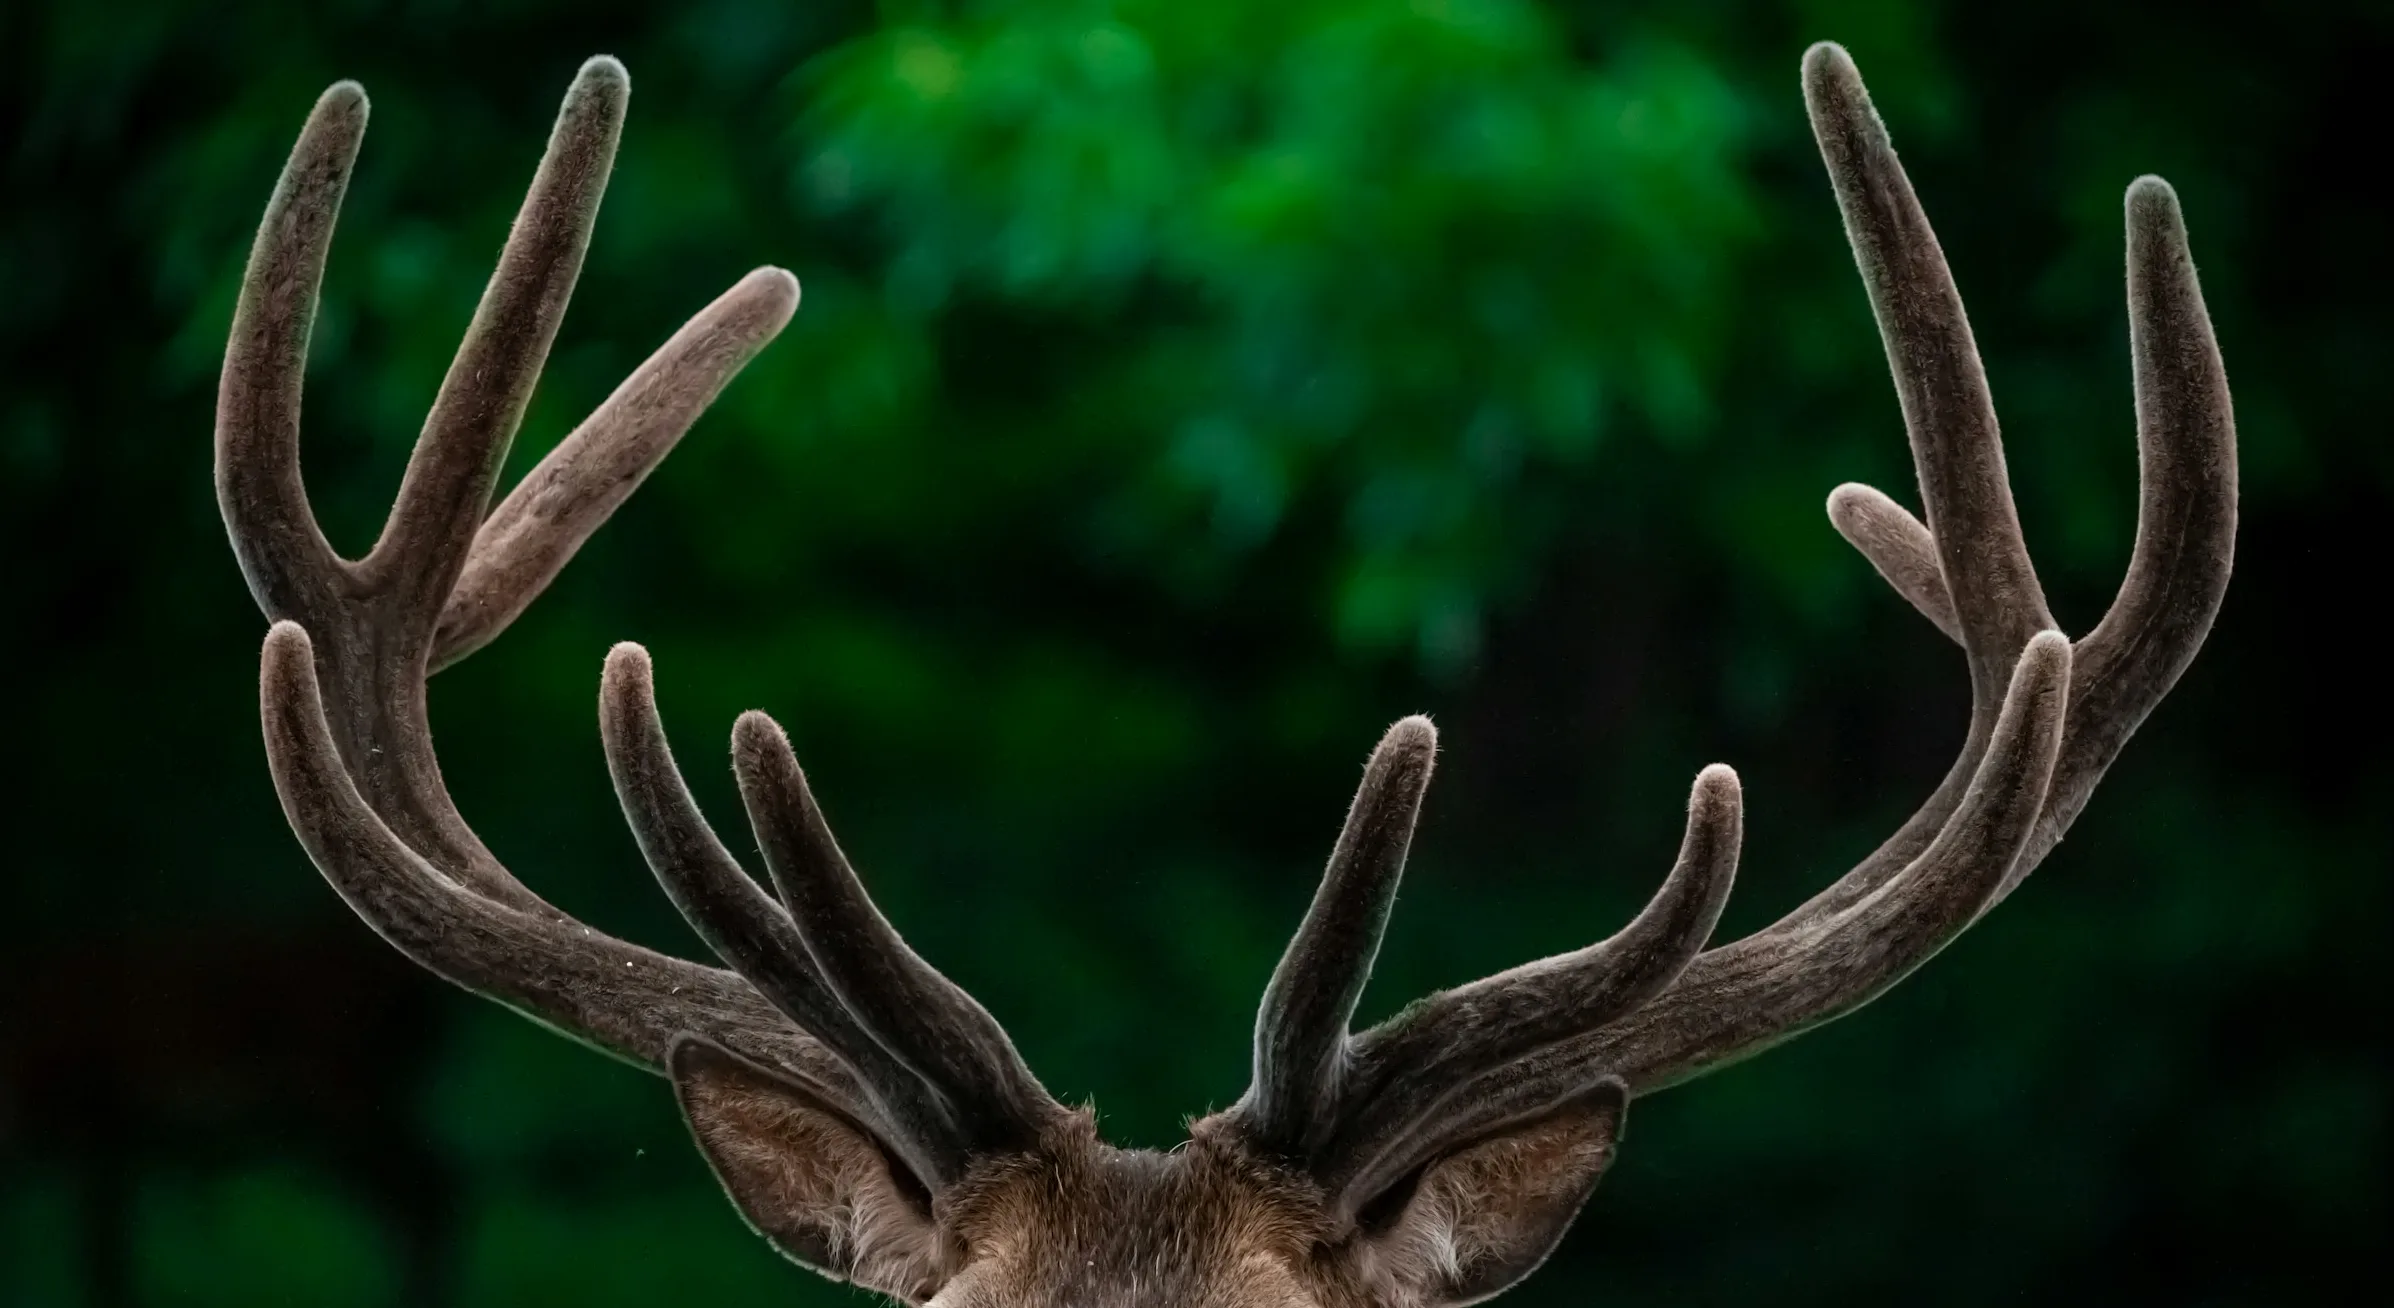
[1350,1079,1628,1308]
[668,1036,949,1303]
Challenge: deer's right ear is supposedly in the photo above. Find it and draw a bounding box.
[668,1036,950,1303]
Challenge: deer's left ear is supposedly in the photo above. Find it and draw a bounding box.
[668,1036,950,1304]
[1350,1079,1628,1307]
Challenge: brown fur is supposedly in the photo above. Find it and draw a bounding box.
[675,1044,1625,1308]
[935,1127,1332,1308]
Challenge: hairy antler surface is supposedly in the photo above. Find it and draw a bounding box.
[222,58,1065,1190]
[1224,41,2234,1212]
[222,43,2234,1307]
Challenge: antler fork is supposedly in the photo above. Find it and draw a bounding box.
[1226,43,2235,1215]
[221,58,1069,1191]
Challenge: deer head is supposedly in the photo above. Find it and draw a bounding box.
[216,44,2235,1307]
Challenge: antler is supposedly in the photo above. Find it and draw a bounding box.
[1228,41,2234,1211]
[223,59,1064,1189]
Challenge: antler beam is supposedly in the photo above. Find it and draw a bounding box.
[1225,42,2235,1211]
[220,58,1063,1187]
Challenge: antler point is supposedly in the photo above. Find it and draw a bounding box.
[731,709,793,764]
[577,54,630,91]
[316,80,368,116]
[2125,175,2184,233]
[1800,41,1858,91]
[602,641,655,693]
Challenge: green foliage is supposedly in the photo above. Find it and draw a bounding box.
[800,0,1756,664]
[0,0,2381,1304]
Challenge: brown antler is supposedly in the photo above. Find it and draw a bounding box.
[1229,41,2234,1212]
[1243,720,1741,1162]
[219,43,2241,1306]
[224,59,1064,1189]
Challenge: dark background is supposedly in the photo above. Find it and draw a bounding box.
[2,0,2382,1304]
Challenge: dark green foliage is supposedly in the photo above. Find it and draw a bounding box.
[0,0,2380,1304]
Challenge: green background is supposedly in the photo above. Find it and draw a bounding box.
[2,0,2381,1303]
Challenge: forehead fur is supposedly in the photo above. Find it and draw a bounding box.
[938,1117,1336,1307]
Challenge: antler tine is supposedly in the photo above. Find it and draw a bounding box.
[599,643,966,1181]
[1418,48,2230,1099]
[1312,764,1741,1200]
[1703,40,2060,943]
[1507,42,2061,974]
[1552,53,2234,1090]
[733,711,1068,1161]
[219,67,564,912]
[1236,46,2232,1164]
[597,644,843,1044]
[1764,65,2233,931]
[1827,482,1960,641]
[1609,631,2070,1087]
[1436,632,2072,1123]
[1245,716,1439,1156]
[225,64,824,1097]
[1806,42,2054,676]
[436,268,799,669]
[2019,176,2236,883]
[360,56,624,634]
[1756,49,2239,948]
[259,622,858,1096]
[217,79,363,638]
[1811,181,2235,913]
[1679,40,2059,945]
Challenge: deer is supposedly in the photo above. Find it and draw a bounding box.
[214,41,2234,1307]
